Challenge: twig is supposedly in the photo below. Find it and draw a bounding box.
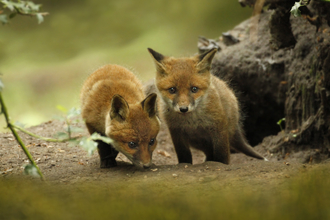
[15,10,49,17]
[0,92,45,181]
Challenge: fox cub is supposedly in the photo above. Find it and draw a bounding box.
[148,48,267,164]
[80,64,160,168]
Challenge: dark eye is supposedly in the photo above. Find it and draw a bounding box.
[149,138,155,146]
[191,87,199,93]
[168,87,176,94]
[128,142,137,148]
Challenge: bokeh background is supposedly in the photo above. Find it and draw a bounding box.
[0,0,252,130]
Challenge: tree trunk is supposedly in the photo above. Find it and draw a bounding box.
[204,1,330,161]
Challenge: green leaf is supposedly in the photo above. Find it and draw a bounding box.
[2,0,15,11]
[67,107,81,119]
[56,105,68,113]
[54,131,69,139]
[277,118,285,125]
[90,133,113,144]
[26,1,41,11]
[36,13,43,24]
[78,137,98,155]
[24,164,41,178]
[291,2,302,17]
[0,14,8,24]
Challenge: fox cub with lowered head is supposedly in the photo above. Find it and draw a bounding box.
[148,48,267,164]
[80,64,160,168]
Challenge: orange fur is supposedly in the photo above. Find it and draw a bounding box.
[81,64,160,168]
[148,48,266,164]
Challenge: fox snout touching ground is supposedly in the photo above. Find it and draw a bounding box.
[80,64,160,169]
[148,48,267,164]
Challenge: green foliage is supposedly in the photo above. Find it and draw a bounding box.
[0,14,6,23]
[0,82,45,180]
[24,164,40,178]
[291,0,330,17]
[55,105,112,155]
[291,1,304,17]
[277,118,285,132]
[0,0,47,24]
[75,133,113,156]
[55,106,82,139]
[78,136,98,156]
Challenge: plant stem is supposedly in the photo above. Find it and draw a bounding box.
[11,124,78,143]
[0,92,45,181]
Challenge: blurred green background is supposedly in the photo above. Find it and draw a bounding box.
[0,0,252,130]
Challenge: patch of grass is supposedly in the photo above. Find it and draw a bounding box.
[0,167,329,220]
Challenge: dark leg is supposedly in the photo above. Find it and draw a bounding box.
[210,130,230,164]
[189,138,214,162]
[169,129,192,164]
[96,140,119,168]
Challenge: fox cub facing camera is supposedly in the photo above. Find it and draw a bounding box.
[80,64,160,168]
[148,48,267,164]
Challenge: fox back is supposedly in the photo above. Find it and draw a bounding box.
[148,48,266,164]
[80,64,160,168]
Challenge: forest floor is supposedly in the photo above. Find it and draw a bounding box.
[1,120,330,219]
[1,10,330,219]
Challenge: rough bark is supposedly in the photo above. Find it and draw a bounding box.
[202,2,330,161]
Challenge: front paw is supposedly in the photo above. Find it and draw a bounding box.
[100,158,117,168]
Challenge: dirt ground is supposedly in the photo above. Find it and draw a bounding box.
[1,119,329,187]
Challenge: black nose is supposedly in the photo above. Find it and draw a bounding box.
[180,107,188,113]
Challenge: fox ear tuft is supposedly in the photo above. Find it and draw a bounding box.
[148,48,166,75]
[141,93,157,118]
[148,48,164,62]
[196,48,217,73]
[110,95,129,122]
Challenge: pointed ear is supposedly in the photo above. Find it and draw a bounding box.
[141,93,157,118]
[196,48,217,73]
[147,48,166,75]
[110,95,129,122]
